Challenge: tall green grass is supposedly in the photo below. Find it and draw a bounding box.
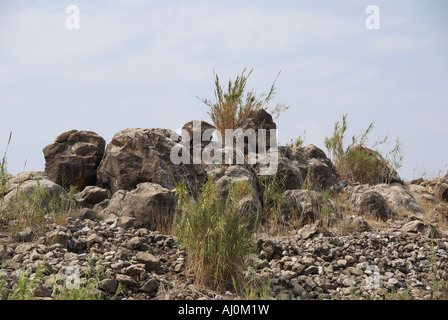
[175,177,258,291]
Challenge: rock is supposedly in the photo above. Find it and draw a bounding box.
[345,183,422,219]
[402,221,425,233]
[135,252,160,272]
[104,182,177,230]
[436,183,448,202]
[116,274,138,288]
[96,128,206,195]
[99,278,118,293]
[43,130,105,190]
[78,208,96,220]
[263,145,343,191]
[140,278,159,294]
[346,145,403,185]
[45,229,68,247]
[181,120,216,163]
[1,171,69,210]
[358,190,394,221]
[74,186,108,208]
[282,190,337,225]
[297,220,321,240]
[214,165,262,221]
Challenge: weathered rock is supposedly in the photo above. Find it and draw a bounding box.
[135,251,160,272]
[214,165,262,219]
[45,229,68,247]
[281,189,337,225]
[260,145,344,192]
[297,220,321,240]
[96,128,206,195]
[43,130,105,190]
[1,171,69,211]
[74,186,108,208]
[358,190,394,221]
[402,220,426,233]
[436,183,448,203]
[181,120,216,163]
[236,109,277,151]
[345,183,422,220]
[104,182,177,230]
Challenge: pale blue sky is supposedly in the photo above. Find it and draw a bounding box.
[1,0,447,180]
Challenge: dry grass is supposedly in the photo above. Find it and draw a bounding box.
[324,114,402,186]
[199,68,289,138]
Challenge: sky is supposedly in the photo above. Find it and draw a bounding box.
[0,0,447,181]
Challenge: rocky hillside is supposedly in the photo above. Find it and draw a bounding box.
[1,110,448,300]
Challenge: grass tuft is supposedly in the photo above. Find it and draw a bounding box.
[175,177,258,291]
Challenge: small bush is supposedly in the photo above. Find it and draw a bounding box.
[0,137,77,239]
[199,68,289,138]
[175,177,257,291]
[0,181,77,239]
[256,173,292,234]
[324,114,402,185]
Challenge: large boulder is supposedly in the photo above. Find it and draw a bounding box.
[256,145,344,191]
[43,130,105,190]
[357,190,395,221]
[235,108,277,152]
[96,128,206,196]
[181,120,215,162]
[102,182,177,230]
[345,183,422,220]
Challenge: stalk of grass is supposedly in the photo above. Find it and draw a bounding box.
[8,262,46,300]
[175,177,257,291]
[0,132,12,197]
[199,68,289,138]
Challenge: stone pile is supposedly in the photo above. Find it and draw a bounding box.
[1,214,447,300]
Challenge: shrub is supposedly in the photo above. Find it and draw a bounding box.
[0,181,77,239]
[175,177,257,291]
[199,68,289,138]
[0,137,77,239]
[324,114,403,185]
[256,173,291,234]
